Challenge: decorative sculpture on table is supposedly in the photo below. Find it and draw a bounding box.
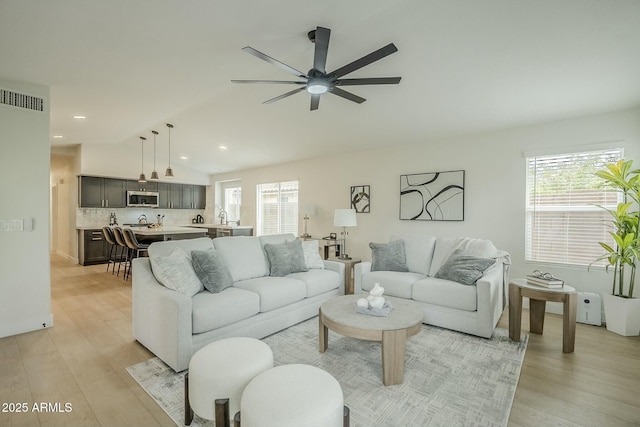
[356,283,393,316]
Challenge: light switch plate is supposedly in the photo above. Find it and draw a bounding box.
[11,219,23,231]
[0,220,7,231]
[24,217,33,232]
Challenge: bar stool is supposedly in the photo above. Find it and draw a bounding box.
[101,227,118,274]
[112,227,129,277]
[122,228,149,280]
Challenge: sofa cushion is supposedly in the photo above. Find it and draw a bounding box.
[301,239,325,269]
[429,237,498,276]
[412,277,477,311]
[361,271,427,299]
[191,287,260,334]
[390,234,436,275]
[264,239,309,277]
[191,248,234,293]
[434,249,496,286]
[149,247,203,297]
[288,269,340,297]
[369,240,409,272]
[233,277,306,312]
[213,236,269,282]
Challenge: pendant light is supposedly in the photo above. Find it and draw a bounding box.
[150,130,159,181]
[138,136,147,183]
[165,123,174,178]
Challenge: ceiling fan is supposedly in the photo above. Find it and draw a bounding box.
[231,26,401,111]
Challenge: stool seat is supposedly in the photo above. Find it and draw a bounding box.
[240,364,344,427]
[187,337,273,425]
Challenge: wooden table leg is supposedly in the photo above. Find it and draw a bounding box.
[319,309,328,352]
[381,329,406,386]
[529,299,547,334]
[508,283,522,341]
[563,292,577,353]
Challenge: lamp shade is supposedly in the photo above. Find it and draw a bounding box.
[334,209,357,227]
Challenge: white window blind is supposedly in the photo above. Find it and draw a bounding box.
[525,148,623,267]
[256,181,299,236]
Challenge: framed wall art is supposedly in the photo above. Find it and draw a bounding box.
[350,185,370,213]
[399,170,465,221]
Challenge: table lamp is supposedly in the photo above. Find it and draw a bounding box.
[334,208,357,259]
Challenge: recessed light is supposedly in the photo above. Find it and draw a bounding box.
[53,135,63,139]
[219,145,228,150]
[180,156,188,160]
[73,115,86,119]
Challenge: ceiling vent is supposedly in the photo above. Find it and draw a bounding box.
[0,88,45,112]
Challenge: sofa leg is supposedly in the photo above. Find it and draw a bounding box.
[233,410,241,427]
[215,399,230,427]
[344,405,350,427]
[184,373,194,426]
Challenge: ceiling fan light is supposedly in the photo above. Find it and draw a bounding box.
[307,81,328,94]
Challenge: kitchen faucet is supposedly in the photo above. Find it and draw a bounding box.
[218,210,228,225]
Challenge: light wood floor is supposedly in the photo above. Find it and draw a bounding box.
[1,254,639,427]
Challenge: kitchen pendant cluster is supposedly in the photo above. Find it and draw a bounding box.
[137,123,175,183]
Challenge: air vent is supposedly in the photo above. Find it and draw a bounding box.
[0,88,45,112]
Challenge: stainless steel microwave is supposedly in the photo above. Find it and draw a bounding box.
[127,191,159,208]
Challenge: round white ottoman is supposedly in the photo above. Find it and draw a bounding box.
[187,337,273,424]
[240,364,344,427]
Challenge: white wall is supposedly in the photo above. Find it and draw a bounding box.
[212,107,640,311]
[0,79,53,337]
[51,146,81,261]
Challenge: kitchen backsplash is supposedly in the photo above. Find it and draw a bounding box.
[77,207,213,228]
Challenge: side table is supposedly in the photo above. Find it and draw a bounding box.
[509,278,577,353]
[328,257,361,295]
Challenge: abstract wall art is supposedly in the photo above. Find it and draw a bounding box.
[350,185,370,213]
[399,170,465,221]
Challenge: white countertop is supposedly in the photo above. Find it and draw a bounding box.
[124,225,208,236]
[182,223,253,229]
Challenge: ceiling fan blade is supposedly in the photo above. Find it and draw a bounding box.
[313,27,331,73]
[329,43,398,78]
[310,94,320,111]
[263,87,306,104]
[337,77,401,86]
[242,46,307,78]
[329,87,366,104]
[231,80,306,85]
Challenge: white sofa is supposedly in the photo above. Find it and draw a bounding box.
[132,234,344,372]
[354,235,510,338]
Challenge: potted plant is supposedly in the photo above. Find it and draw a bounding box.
[592,159,640,336]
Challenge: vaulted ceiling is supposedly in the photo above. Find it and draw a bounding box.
[1,0,639,174]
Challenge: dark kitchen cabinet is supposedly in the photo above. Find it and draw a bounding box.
[181,184,206,209]
[79,176,126,208]
[158,182,182,209]
[127,180,158,192]
[80,229,109,265]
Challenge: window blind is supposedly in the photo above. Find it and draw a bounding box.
[257,181,299,236]
[525,148,623,266]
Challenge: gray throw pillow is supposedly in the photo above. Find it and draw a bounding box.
[264,239,309,277]
[434,249,495,285]
[191,249,234,293]
[369,239,409,272]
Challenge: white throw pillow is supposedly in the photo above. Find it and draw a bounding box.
[301,240,325,269]
[150,247,203,297]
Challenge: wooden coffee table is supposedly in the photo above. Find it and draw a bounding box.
[319,295,423,386]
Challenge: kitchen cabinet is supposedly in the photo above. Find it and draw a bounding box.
[181,184,206,209]
[158,182,182,209]
[79,176,126,208]
[79,229,109,265]
[127,180,158,192]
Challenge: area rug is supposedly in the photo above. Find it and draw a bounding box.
[127,318,528,427]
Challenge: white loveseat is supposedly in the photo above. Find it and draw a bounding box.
[132,234,344,372]
[354,235,510,338]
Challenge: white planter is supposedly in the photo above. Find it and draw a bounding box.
[603,293,640,336]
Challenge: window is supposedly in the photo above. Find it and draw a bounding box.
[223,186,241,223]
[525,148,623,266]
[256,181,299,236]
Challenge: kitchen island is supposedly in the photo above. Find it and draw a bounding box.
[126,225,208,242]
